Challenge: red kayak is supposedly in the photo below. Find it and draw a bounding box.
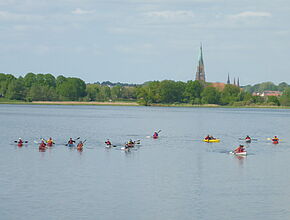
[272,140,279,144]
[47,142,53,147]
[153,136,158,139]
[17,143,23,147]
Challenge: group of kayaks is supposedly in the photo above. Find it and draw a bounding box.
[14,131,161,152]
[203,135,281,156]
[13,131,281,155]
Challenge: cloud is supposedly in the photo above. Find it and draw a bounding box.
[72,8,95,15]
[230,11,272,19]
[144,10,194,19]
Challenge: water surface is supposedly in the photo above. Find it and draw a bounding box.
[0,105,290,220]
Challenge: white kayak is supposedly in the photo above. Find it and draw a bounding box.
[230,151,247,156]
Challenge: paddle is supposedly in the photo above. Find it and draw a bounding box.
[157,130,162,133]
[267,138,282,141]
[14,140,28,143]
[239,138,258,141]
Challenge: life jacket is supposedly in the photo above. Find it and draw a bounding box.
[18,140,23,144]
[68,140,74,144]
[106,141,111,145]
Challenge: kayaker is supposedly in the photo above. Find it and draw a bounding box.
[245,135,251,140]
[272,136,279,142]
[153,132,159,138]
[234,145,245,153]
[39,140,46,150]
[77,141,83,151]
[205,135,210,140]
[47,137,54,146]
[126,139,134,148]
[18,138,23,144]
[105,139,112,146]
[67,138,75,145]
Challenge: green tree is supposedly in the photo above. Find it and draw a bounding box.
[201,87,220,104]
[220,84,241,105]
[184,80,204,103]
[279,88,290,106]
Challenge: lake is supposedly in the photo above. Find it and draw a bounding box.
[0,104,290,220]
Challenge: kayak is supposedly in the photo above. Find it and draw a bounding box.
[17,143,23,147]
[230,151,247,156]
[67,144,75,147]
[121,147,130,151]
[272,140,279,144]
[47,142,53,147]
[105,144,112,148]
[203,139,220,143]
[153,136,158,139]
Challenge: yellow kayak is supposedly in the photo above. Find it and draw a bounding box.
[203,139,220,143]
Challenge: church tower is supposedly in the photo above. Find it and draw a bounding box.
[195,44,205,81]
[227,73,230,84]
[237,77,240,87]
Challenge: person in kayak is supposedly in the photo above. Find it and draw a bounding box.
[272,136,279,142]
[105,139,112,146]
[205,135,210,140]
[245,135,251,140]
[67,138,75,145]
[126,139,134,148]
[18,138,23,144]
[77,141,83,151]
[39,140,46,150]
[153,132,159,138]
[234,145,245,153]
[47,137,54,146]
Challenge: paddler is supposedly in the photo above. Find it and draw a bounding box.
[126,139,134,148]
[18,138,23,144]
[105,139,112,146]
[67,138,75,145]
[153,131,159,138]
[47,137,54,146]
[205,135,210,140]
[39,140,46,150]
[77,141,83,151]
[234,145,245,153]
[245,135,251,140]
[272,136,279,142]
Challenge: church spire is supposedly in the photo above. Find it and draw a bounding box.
[195,43,205,81]
[233,77,236,86]
[227,73,230,84]
[237,77,240,87]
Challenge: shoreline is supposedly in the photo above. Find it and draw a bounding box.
[0,100,290,109]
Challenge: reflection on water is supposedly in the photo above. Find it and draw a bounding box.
[0,105,290,220]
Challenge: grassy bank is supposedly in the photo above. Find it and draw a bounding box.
[1,99,290,109]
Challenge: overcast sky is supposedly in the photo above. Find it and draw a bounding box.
[0,0,289,85]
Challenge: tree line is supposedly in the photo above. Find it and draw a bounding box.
[0,73,290,106]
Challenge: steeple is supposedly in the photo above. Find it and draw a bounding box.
[233,77,236,86]
[227,73,230,84]
[237,77,240,87]
[195,43,205,81]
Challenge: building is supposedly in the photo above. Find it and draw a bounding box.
[195,44,206,82]
[226,74,240,87]
[253,91,282,97]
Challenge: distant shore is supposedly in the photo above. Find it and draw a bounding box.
[0,100,290,109]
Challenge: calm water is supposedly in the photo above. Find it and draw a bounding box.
[1,104,290,220]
